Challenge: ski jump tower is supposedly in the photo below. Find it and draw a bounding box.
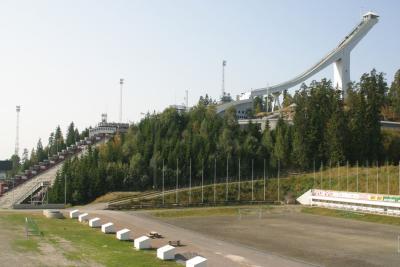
[217,12,379,115]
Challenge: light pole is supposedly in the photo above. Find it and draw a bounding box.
[263,159,266,201]
[162,160,165,205]
[277,160,280,203]
[226,157,229,201]
[189,158,192,204]
[214,158,216,203]
[201,161,204,203]
[176,159,178,204]
[64,174,67,206]
[321,161,323,190]
[238,158,241,201]
[251,159,254,201]
[119,78,124,123]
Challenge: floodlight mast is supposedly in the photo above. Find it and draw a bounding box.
[119,78,124,123]
[15,105,21,156]
[222,60,226,97]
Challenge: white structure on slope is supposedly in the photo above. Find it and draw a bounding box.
[297,189,400,216]
[217,12,379,116]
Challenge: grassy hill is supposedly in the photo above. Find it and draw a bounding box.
[107,164,400,209]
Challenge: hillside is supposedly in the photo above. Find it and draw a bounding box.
[107,164,400,209]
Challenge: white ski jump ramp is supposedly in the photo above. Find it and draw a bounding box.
[251,12,379,97]
[218,12,379,115]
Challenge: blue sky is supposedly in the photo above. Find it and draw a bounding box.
[0,0,399,159]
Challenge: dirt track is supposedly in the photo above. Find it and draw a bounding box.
[83,207,312,267]
[161,207,400,267]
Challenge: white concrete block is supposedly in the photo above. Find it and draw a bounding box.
[186,256,207,267]
[43,210,63,219]
[134,236,151,250]
[116,228,131,240]
[78,213,89,222]
[89,217,101,228]
[69,209,80,219]
[101,222,115,233]
[157,245,176,260]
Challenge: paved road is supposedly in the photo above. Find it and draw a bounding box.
[77,206,314,267]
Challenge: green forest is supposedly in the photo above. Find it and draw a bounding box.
[7,69,400,205]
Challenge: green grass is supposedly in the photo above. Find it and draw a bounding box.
[0,212,178,267]
[302,207,400,226]
[151,206,269,218]
[118,164,400,207]
[12,238,41,253]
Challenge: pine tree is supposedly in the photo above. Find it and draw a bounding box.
[388,69,400,117]
[66,122,76,147]
[325,90,347,164]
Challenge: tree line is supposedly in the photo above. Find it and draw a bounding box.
[47,69,400,205]
[7,122,88,178]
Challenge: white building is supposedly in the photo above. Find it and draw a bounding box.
[297,189,400,216]
[89,114,129,138]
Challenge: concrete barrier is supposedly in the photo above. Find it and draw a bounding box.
[89,217,101,228]
[101,222,115,233]
[157,245,176,260]
[43,210,64,219]
[78,213,89,222]
[116,228,131,240]
[186,256,207,267]
[69,209,80,219]
[134,236,151,250]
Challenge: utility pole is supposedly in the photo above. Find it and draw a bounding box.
[119,78,124,123]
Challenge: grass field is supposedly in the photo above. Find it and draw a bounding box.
[0,212,178,267]
[151,205,274,218]
[301,206,400,226]
[92,192,144,203]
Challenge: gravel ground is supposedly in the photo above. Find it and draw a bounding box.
[162,207,400,267]
[81,207,312,267]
